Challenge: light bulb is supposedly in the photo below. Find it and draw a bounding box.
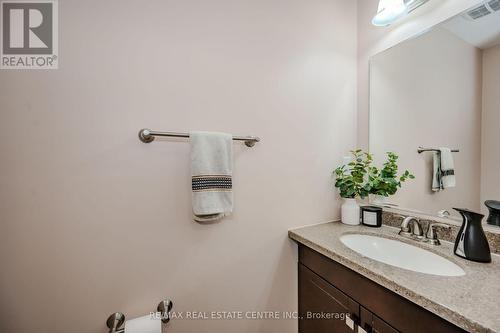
[372,0,408,26]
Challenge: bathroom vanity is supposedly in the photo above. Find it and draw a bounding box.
[289,223,500,333]
[319,4,500,330]
[290,1,500,331]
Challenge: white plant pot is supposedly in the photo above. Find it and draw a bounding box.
[371,194,387,206]
[341,198,360,225]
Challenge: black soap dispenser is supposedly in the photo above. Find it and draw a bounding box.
[453,208,491,263]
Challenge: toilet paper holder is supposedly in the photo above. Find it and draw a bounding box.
[106,298,173,332]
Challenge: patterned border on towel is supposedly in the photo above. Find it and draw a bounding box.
[441,169,455,176]
[192,175,232,192]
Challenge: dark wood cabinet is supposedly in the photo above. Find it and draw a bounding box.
[299,263,398,333]
[298,244,466,333]
[299,263,359,333]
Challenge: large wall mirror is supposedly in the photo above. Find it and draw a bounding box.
[369,1,500,223]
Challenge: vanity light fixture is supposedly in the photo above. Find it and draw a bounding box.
[372,0,430,26]
[372,0,408,26]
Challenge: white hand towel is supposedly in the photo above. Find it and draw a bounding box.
[190,131,233,222]
[432,148,456,192]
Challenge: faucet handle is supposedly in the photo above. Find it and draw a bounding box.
[426,223,451,245]
[399,216,412,236]
[399,216,421,238]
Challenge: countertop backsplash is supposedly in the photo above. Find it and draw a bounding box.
[382,211,500,255]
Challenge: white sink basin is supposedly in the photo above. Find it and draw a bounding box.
[340,234,465,277]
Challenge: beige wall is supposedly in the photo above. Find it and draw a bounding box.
[370,27,482,216]
[357,0,484,150]
[481,44,500,210]
[0,1,358,332]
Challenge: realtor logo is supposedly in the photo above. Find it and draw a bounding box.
[1,0,58,69]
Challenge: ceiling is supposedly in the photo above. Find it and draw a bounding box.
[441,1,500,49]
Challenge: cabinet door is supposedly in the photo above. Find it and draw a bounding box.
[372,315,399,333]
[360,306,399,333]
[299,263,360,333]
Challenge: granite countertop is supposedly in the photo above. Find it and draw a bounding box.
[289,222,500,333]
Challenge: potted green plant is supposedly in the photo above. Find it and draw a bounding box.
[368,152,414,205]
[334,150,372,225]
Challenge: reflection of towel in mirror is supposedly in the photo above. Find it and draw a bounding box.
[432,148,456,192]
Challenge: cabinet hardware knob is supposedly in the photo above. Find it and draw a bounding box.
[346,314,356,330]
[358,326,369,333]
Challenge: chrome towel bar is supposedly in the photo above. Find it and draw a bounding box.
[138,128,260,147]
[418,147,459,154]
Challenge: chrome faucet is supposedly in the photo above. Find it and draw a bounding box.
[399,216,451,245]
[399,216,424,240]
